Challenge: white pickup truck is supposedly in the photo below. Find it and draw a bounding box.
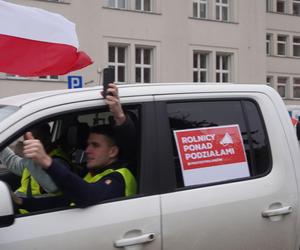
[0,83,299,250]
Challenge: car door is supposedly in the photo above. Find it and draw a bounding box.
[155,93,298,250]
[0,99,162,250]
[0,197,161,250]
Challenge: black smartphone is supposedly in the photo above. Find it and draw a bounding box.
[102,67,114,98]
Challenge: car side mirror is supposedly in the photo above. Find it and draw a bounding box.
[0,181,15,227]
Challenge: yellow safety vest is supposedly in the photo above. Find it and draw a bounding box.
[83,167,137,197]
[16,148,70,197]
[69,167,137,207]
[17,148,71,214]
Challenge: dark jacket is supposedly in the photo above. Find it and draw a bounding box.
[19,115,137,212]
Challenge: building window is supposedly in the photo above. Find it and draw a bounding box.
[293,78,300,98]
[293,36,300,57]
[266,75,273,86]
[193,52,208,82]
[5,74,27,79]
[216,54,230,83]
[277,76,287,98]
[293,0,300,15]
[135,47,152,83]
[5,74,59,81]
[277,0,286,13]
[193,0,207,18]
[277,35,287,56]
[266,33,273,55]
[39,0,64,2]
[39,75,59,80]
[107,0,126,8]
[216,0,229,21]
[108,45,127,83]
[266,0,272,11]
[135,0,151,11]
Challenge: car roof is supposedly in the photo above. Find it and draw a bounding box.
[0,82,274,107]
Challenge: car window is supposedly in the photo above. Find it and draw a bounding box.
[167,99,271,188]
[0,105,141,215]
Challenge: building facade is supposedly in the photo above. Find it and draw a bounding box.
[0,0,299,105]
[266,0,300,105]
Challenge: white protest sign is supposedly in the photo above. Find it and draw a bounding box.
[174,125,250,186]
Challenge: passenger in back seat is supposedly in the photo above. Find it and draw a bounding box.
[0,124,72,213]
[12,83,137,211]
[0,124,70,198]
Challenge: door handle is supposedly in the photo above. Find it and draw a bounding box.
[114,233,155,248]
[262,206,292,218]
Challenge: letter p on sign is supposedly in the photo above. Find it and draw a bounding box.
[68,76,83,89]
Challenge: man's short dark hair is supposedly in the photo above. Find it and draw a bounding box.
[89,125,117,146]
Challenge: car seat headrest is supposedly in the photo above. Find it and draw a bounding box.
[67,122,89,150]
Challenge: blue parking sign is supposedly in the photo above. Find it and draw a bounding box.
[68,76,83,89]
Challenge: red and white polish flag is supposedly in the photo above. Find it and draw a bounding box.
[0,0,92,76]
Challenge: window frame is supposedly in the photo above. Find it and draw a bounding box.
[293,36,300,57]
[155,98,272,194]
[277,76,288,98]
[276,0,286,13]
[38,75,59,81]
[266,33,273,56]
[4,74,59,81]
[135,47,153,83]
[0,100,159,216]
[216,53,231,83]
[108,45,128,84]
[277,35,288,56]
[193,51,209,83]
[193,0,207,19]
[5,74,27,80]
[293,77,300,98]
[266,75,274,87]
[135,0,152,11]
[266,0,273,12]
[107,0,127,9]
[215,0,229,21]
[293,0,300,15]
[37,0,66,2]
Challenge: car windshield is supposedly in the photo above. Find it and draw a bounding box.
[0,105,19,121]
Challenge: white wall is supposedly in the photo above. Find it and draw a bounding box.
[0,0,279,98]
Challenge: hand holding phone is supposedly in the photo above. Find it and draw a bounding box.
[102,67,114,98]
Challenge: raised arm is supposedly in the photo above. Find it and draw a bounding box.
[104,83,137,161]
[0,147,26,176]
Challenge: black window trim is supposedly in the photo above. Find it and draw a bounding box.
[1,101,160,217]
[139,102,161,195]
[155,97,272,194]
